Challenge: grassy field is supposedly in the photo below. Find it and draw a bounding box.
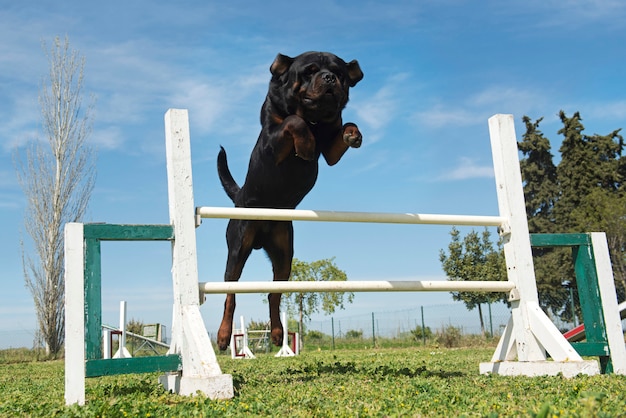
[1,346,625,417]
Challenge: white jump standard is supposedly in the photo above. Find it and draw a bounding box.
[230,316,256,359]
[65,110,626,406]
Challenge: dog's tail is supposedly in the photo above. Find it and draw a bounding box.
[217,146,240,203]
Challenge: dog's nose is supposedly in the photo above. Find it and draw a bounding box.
[322,72,336,84]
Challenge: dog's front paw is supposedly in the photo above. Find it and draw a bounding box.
[294,135,316,160]
[281,114,316,161]
[343,123,362,148]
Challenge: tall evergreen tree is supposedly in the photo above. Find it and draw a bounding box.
[553,111,624,308]
[560,120,625,298]
[571,189,626,298]
[518,116,571,319]
[443,112,625,325]
[555,111,623,229]
[518,116,558,233]
[554,111,589,231]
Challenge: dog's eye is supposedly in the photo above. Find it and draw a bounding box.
[303,65,319,77]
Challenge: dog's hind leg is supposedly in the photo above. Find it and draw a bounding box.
[217,220,256,351]
[264,221,294,347]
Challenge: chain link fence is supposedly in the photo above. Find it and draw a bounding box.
[304,296,625,347]
[306,301,512,343]
[3,297,623,352]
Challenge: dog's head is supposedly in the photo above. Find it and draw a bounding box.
[268,51,363,124]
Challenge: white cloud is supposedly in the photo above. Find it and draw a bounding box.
[0,170,22,209]
[0,169,19,189]
[414,86,548,129]
[0,194,21,210]
[90,126,126,150]
[353,73,410,143]
[169,81,229,134]
[523,0,626,29]
[0,93,41,152]
[438,157,494,181]
[576,100,626,124]
[470,87,536,108]
[413,105,478,128]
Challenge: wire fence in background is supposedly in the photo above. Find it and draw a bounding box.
[4,299,624,352]
[307,302,512,343]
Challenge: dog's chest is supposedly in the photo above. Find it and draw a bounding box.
[242,156,319,209]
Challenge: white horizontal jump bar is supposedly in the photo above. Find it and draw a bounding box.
[196,206,506,227]
[199,280,515,294]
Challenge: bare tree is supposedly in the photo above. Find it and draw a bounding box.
[14,36,95,356]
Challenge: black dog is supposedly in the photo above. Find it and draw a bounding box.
[216,52,363,350]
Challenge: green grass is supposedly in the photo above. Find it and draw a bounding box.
[1,346,625,417]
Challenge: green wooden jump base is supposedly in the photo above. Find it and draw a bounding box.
[71,224,180,379]
[64,110,626,406]
[530,233,625,373]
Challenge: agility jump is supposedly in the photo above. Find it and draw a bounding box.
[64,110,626,405]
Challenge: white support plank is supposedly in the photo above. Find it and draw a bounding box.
[165,108,204,355]
[164,109,233,398]
[165,109,202,309]
[180,306,224,377]
[275,312,295,357]
[489,316,516,362]
[480,361,600,378]
[488,114,545,362]
[64,223,86,406]
[526,301,583,362]
[590,233,626,375]
[484,114,599,376]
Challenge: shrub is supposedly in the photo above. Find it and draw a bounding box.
[306,330,326,340]
[344,330,363,339]
[247,319,270,331]
[436,325,462,348]
[410,325,433,342]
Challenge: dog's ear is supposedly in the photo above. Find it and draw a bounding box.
[346,60,363,87]
[270,54,294,78]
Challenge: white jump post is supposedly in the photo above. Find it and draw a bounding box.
[64,223,86,405]
[590,233,626,374]
[275,312,296,357]
[158,109,233,398]
[230,316,256,359]
[113,301,131,359]
[479,114,599,376]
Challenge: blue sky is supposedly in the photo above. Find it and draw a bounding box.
[1,1,625,348]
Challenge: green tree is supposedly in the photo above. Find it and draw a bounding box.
[555,111,625,301]
[518,116,571,318]
[555,111,624,230]
[518,111,626,319]
[518,116,558,233]
[247,319,270,331]
[281,258,354,346]
[571,188,626,297]
[439,227,507,336]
